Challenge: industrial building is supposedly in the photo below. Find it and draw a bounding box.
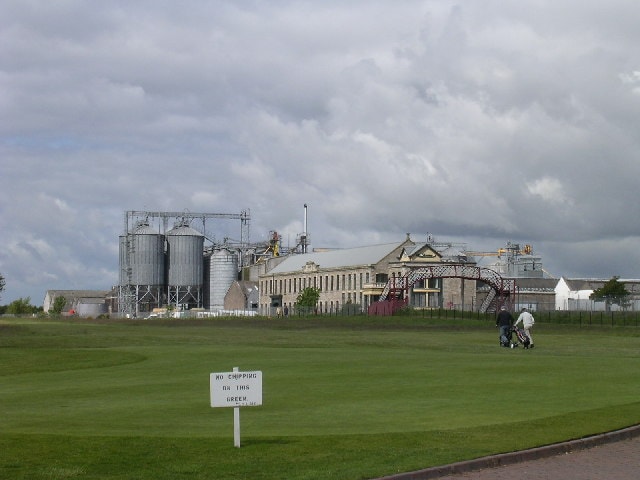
[43,290,111,316]
[117,210,251,317]
[114,209,565,317]
[257,234,482,315]
[468,242,557,312]
[49,207,629,318]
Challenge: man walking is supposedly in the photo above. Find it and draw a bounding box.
[514,307,535,348]
[496,306,514,347]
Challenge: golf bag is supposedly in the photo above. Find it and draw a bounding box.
[512,326,530,349]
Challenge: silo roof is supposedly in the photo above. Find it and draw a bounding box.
[134,224,160,235]
[167,225,203,236]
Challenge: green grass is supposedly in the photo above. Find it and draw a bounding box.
[1,316,639,479]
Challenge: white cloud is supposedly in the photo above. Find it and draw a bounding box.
[619,70,640,95]
[619,71,640,84]
[526,177,573,205]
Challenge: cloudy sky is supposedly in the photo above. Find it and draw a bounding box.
[2,1,640,305]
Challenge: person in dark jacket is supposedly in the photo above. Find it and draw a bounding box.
[495,306,514,347]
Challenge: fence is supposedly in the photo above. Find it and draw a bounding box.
[566,298,640,311]
[255,305,640,327]
[528,309,640,327]
[103,304,640,326]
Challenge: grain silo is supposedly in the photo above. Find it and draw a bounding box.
[208,247,239,310]
[118,209,251,317]
[166,222,204,309]
[119,222,165,315]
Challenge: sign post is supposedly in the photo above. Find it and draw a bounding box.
[210,367,262,447]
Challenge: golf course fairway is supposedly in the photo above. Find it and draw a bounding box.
[1,316,639,479]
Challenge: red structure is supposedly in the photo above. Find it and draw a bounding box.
[368,264,516,316]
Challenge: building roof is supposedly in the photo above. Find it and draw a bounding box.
[266,242,404,274]
[429,243,468,259]
[236,281,258,294]
[562,279,601,291]
[45,289,110,299]
[515,278,558,290]
[561,277,640,292]
[77,297,110,304]
[398,243,440,262]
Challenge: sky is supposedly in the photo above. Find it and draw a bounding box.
[2,1,640,305]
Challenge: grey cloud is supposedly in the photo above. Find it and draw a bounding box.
[2,1,640,303]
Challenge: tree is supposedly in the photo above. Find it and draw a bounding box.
[0,272,5,301]
[6,297,38,315]
[296,287,320,314]
[590,276,630,310]
[51,296,67,315]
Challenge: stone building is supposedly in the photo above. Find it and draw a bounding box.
[224,281,259,311]
[258,235,476,315]
[512,277,558,311]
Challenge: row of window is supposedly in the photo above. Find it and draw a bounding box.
[261,271,375,296]
[260,273,445,297]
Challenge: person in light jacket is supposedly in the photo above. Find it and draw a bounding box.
[514,307,535,348]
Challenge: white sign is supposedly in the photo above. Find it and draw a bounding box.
[210,370,262,408]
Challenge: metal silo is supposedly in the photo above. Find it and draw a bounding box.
[130,223,165,286]
[208,247,238,311]
[76,301,109,317]
[166,223,204,309]
[119,223,166,316]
